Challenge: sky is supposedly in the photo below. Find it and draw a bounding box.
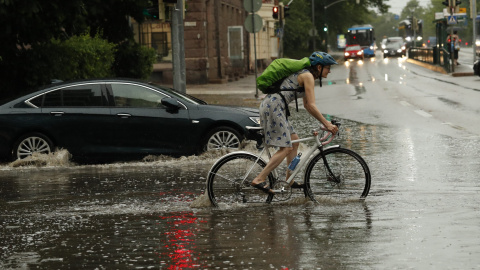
[387,0,432,15]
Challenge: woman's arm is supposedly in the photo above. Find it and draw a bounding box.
[298,73,338,134]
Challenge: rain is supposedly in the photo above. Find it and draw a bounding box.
[2,55,480,269]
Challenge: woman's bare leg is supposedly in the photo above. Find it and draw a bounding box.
[251,146,293,189]
[285,133,299,183]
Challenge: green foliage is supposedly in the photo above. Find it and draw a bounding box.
[370,13,402,40]
[50,31,116,80]
[113,41,157,80]
[283,0,314,58]
[4,32,116,95]
[0,0,153,99]
[282,0,389,54]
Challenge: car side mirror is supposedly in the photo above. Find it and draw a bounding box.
[161,97,181,113]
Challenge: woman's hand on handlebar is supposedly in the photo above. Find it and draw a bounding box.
[325,122,339,135]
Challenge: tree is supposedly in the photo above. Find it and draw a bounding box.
[283,0,314,58]
[400,0,426,20]
[371,13,402,41]
[0,0,153,98]
[282,0,390,56]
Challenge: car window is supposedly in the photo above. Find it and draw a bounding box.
[111,83,168,108]
[346,45,361,51]
[29,84,105,107]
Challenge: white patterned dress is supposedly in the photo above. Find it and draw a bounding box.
[259,69,309,147]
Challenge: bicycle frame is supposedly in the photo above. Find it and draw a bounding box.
[246,126,341,193]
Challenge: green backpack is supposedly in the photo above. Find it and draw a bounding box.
[256,57,311,94]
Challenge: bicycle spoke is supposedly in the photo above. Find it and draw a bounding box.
[207,153,274,207]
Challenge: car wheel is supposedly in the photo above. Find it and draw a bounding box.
[204,126,244,151]
[13,132,54,160]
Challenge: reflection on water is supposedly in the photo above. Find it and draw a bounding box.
[1,111,480,269]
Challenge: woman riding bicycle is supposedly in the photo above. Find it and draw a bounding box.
[251,51,339,194]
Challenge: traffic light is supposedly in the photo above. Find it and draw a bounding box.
[284,5,290,18]
[272,6,279,19]
[442,0,449,6]
[144,1,160,20]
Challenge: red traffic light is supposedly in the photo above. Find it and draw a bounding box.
[272,6,279,19]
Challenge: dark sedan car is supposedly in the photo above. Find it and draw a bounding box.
[0,79,260,162]
[383,38,406,58]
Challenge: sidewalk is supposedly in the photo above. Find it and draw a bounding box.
[187,74,262,108]
[406,58,474,77]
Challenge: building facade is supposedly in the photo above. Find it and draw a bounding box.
[131,0,279,85]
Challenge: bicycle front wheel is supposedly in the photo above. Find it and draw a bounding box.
[304,147,371,201]
[207,153,275,207]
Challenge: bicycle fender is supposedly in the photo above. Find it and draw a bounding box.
[322,145,341,151]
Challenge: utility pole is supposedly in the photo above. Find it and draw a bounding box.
[312,0,315,51]
[172,0,186,93]
[472,0,477,64]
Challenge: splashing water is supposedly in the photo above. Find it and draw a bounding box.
[9,149,74,168]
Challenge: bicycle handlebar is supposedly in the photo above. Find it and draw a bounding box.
[314,120,341,146]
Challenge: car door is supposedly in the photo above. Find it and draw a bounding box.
[107,82,192,155]
[32,83,112,155]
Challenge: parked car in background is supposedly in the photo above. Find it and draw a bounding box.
[344,44,364,61]
[383,37,406,58]
[0,79,260,162]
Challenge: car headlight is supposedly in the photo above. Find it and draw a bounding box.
[345,52,350,56]
[384,50,388,53]
[381,45,386,49]
[249,116,260,125]
[401,46,406,50]
[397,49,402,53]
[358,51,363,55]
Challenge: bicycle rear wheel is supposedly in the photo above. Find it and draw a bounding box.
[304,147,371,201]
[207,152,275,207]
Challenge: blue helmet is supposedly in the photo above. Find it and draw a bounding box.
[309,51,338,66]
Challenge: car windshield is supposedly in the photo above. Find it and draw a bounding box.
[386,41,402,49]
[346,45,361,51]
[148,83,207,105]
[387,38,403,43]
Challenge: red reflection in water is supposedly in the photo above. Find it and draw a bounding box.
[159,212,206,269]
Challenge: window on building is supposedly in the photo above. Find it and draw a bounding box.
[152,32,169,62]
[228,26,244,60]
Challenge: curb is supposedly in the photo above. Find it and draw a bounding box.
[406,58,474,77]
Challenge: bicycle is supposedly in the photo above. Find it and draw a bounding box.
[205,120,371,207]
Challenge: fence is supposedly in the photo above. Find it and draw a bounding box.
[408,47,451,73]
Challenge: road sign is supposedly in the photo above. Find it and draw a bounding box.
[244,14,262,33]
[243,0,262,13]
[447,15,457,25]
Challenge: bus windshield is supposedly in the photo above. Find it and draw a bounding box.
[347,28,374,47]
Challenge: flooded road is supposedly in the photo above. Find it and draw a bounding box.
[3,55,480,269]
[1,108,480,269]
